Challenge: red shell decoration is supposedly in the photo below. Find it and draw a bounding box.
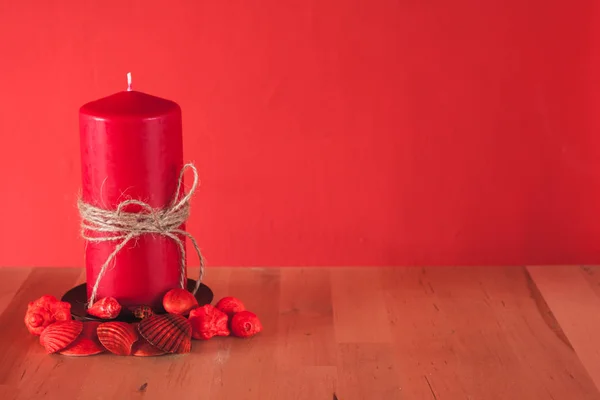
[132,339,167,357]
[24,295,72,336]
[39,320,83,354]
[97,322,139,356]
[137,314,192,354]
[25,306,54,336]
[130,323,165,357]
[27,293,256,357]
[87,297,122,319]
[60,321,105,356]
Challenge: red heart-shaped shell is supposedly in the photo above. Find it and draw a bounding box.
[97,322,138,356]
[132,338,167,357]
[39,320,83,353]
[137,314,192,354]
[60,321,105,356]
[130,323,165,357]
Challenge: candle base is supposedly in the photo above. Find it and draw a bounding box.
[61,280,214,323]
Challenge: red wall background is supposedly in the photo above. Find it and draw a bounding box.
[0,1,599,267]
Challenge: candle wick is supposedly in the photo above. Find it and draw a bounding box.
[127,72,132,91]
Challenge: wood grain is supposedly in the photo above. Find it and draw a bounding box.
[0,268,31,315]
[527,265,600,392]
[277,268,336,367]
[378,266,581,399]
[331,267,392,343]
[0,266,599,399]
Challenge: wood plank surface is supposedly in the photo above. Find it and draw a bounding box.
[527,265,600,393]
[0,266,598,400]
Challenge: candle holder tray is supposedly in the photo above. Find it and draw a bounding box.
[61,279,213,323]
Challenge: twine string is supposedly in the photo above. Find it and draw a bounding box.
[78,163,205,307]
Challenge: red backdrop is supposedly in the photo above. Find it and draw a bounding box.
[0,1,599,267]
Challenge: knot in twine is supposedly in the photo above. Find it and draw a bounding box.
[78,163,205,308]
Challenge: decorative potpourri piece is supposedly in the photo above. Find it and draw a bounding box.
[97,322,139,356]
[26,293,262,357]
[87,297,122,320]
[132,305,154,320]
[137,314,192,354]
[163,288,198,316]
[215,297,246,317]
[39,321,83,354]
[25,295,72,336]
[230,311,263,338]
[60,322,105,356]
[189,305,230,340]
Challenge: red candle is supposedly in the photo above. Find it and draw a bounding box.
[79,81,185,308]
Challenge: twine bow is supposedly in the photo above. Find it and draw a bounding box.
[78,163,205,307]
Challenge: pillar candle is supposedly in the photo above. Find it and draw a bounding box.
[79,84,185,308]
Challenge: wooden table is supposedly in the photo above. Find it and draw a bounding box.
[1,266,600,399]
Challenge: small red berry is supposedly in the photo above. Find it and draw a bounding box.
[230,311,262,338]
[163,288,198,315]
[214,296,246,317]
